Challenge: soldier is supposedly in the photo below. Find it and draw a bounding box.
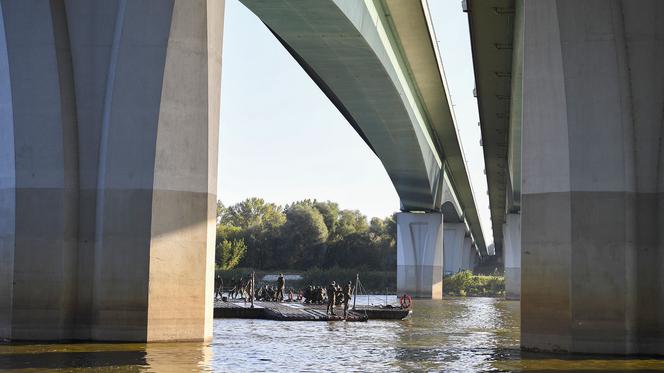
[246,274,254,304]
[267,285,275,301]
[304,285,314,303]
[228,276,236,299]
[326,281,337,315]
[343,281,353,318]
[313,286,320,303]
[237,277,245,299]
[319,286,326,304]
[214,273,222,300]
[256,285,265,301]
[276,273,285,302]
[335,285,343,306]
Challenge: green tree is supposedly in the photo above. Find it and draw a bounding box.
[335,209,368,238]
[216,200,226,224]
[216,223,241,242]
[216,238,247,270]
[221,197,285,230]
[278,204,328,268]
[313,201,339,240]
[215,197,397,271]
[369,215,396,270]
[218,198,286,269]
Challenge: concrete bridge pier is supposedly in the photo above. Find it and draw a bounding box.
[396,212,444,299]
[502,213,520,300]
[0,0,223,342]
[443,223,466,276]
[461,237,475,272]
[521,0,664,355]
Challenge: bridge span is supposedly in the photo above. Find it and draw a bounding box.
[240,0,487,299]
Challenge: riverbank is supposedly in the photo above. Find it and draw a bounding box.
[216,268,395,293]
[443,271,504,297]
[218,269,505,297]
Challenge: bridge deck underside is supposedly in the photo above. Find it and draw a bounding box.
[468,0,516,255]
[241,0,441,212]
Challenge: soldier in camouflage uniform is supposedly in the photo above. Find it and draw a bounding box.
[326,281,337,315]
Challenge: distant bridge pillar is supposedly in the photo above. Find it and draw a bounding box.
[396,212,444,299]
[443,223,466,276]
[460,237,474,272]
[502,214,520,300]
[521,0,664,354]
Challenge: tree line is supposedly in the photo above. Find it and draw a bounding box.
[216,198,396,271]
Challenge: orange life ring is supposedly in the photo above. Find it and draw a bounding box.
[400,294,412,309]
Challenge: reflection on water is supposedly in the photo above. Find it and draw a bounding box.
[1,298,664,372]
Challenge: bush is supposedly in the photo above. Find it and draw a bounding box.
[443,270,504,297]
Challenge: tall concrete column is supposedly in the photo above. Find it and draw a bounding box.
[521,0,664,354]
[396,212,444,299]
[443,223,465,276]
[503,213,520,300]
[460,237,474,271]
[0,0,223,342]
[0,2,12,337]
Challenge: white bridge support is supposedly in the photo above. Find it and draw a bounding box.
[396,213,444,299]
[461,237,475,272]
[443,223,466,276]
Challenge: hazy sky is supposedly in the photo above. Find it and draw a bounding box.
[218,0,492,244]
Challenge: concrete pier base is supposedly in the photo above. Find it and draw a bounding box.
[521,0,664,355]
[503,214,520,300]
[396,212,444,299]
[0,0,223,342]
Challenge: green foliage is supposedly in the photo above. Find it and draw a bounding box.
[313,201,340,240]
[277,204,328,268]
[216,201,225,223]
[216,239,247,270]
[216,198,285,269]
[443,270,505,297]
[220,197,285,230]
[335,209,369,239]
[216,198,396,271]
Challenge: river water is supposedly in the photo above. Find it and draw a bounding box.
[1,297,664,372]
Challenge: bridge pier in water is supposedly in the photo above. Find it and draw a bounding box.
[0,0,223,342]
[461,236,475,273]
[396,212,444,299]
[502,213,520,300]
[520,0,664,355]
[443,223,467,276]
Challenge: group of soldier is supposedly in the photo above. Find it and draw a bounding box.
[255,273,287,301]
[215,273,356,318]
[326,281,354,317]
[216,276,247,300]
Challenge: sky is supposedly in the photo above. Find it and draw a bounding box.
[218,0,492,244]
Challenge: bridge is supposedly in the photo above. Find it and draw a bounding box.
[238,0,486,299]
[2,0,663,356]
[0,0,483,342]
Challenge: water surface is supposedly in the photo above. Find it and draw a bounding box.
[2,297,664,372]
